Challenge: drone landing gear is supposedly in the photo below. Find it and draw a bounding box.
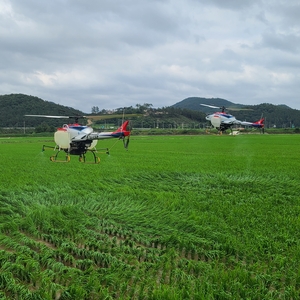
[43,145,109,164]
[42,145,70,163]
[79,150,100,164]
[50,151,70,163]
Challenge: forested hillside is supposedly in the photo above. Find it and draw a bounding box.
[0,94,84,127]
[1,94,299,130]
[0,94,207,130]
[172,97,242,112]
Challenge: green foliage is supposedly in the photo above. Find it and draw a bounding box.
[35,122,56,133]
[0,123,300,298]
[0,94,84,127]
[1,94,299,133]
[234,103,300,128]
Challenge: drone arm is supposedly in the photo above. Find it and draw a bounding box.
[69,121,131,153]
[238,121,253,126]
[71,131,128,142]
[72,120,130,141]
[234,119,264,128]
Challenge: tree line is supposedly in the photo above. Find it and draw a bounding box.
[1,94,299,130]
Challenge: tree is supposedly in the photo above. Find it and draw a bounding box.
[91,106,100,114]
[35,122,55,133]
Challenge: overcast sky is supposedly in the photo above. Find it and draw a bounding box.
[1,0,300,113]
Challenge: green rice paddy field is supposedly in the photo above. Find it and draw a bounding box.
[0,134,299,299]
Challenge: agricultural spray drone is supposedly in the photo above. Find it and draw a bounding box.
[25,114,131,163]
[201,104,264,134]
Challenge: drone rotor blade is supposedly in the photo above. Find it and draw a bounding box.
[25,115,87,123]
[122,120,132,149]
[200,104,253,112]
[25,115,72,119]
[200,104,220,109]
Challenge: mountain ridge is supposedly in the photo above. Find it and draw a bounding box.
[172,96,292,112]
[1,93,299,128]
[0,93,85,127]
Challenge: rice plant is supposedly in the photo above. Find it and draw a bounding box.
[0,134,299,298]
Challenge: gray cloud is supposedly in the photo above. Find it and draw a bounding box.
[1,0,300,112]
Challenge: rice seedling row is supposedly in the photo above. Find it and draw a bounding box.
[0,134,299,299]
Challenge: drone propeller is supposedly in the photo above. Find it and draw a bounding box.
[25,114,132,124]
[200,104,228,112]
[121,120,132,150]
[26,113,141,121]
[200,104,220,109]
[25,115,75,119]
[25,114,86,123]
[200,104,252,113]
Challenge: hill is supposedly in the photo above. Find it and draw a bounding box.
[1,94,299,130]
[0,94,85,127]
[0,94,207,130]
[172,97,246,113]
